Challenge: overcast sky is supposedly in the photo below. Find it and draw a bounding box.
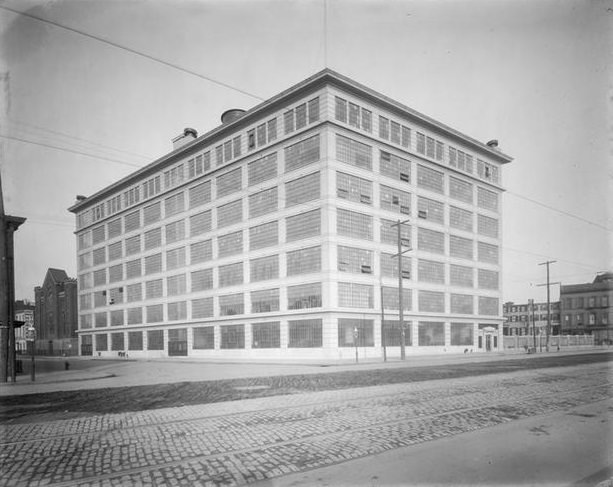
[1,0,611,303]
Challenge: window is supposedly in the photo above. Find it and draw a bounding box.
[249,221,278,250]
[450,264,474,287]
[145,279,163,299]
[285,135,320,172]
[124,210,140,233]
[219,294,244,316]
[111,332,125,351]
[95,312,107,328]
[188,152,210,179]
[417,197,444,225]
[146,304,164,323]
[191,268,213,292]
[124,187,140,209]
[144,228,162,250]
[286,209,320,241]
[192,297,214,319]
[126,283,142,302]
[190,240,212,264]
[218,231,243,258]
[417,164,444,194]
[418,227,445,254]
[166,247,186,270]
[127,307,142,325]
[337,246,373,274]
[250,255,279,282]
[147,329,164,350]
[450,294,473,314]
[336,135,372,171]
[91,203,105,222]
[478,241,499,264]
[287,246,321,276]
[164,192,184,217]
[380,252,404,279]
[382,320,412,346]
[418,259,445,284]
[449,177,473,203]
[164,164,184,189]
[477,187,499,212]
[144,253,163,275]
[143,202,161,226]
[128,331,143,350]
[125,235,141,256]
[335,97,348,123]
[379,116,390,139]
[450,206,473,232]
[418,322,445,346]
[380,151,410,182]
[220,324,245,348]
[167,274,186,296]
[168,301,187,321]
[193,327,215,350]
[93,269,106,286]
[189,181,212,208]
[252,322,280,348]
[288,283,322,310]
[382,287,412,311]
[142,176,161,200]
[449,235,473,259]
[218,262,243,287]
[216,168,242,198]
[338,282,374,308]
[380,218,410,246]
[165,220,185,244]
[478,269,499,290]
[380,185,411,215]
[288,319,322,348]
[418,290,445,313]
[108,264,123,283]
[108,241,122,261]
[248,153,277,186]
[190,210,212,237]
[249,187,277,217]
[479,296,499,316]
[107,218,122,239]
[416,132,426,154]
[251,288,279,313]
[286,172,320,207]
[95,334,108,351]
[337,209,372,240]
[337,172,372,205]
[477,214,499,238]
[217,199,242,228]
[338,319,374,347]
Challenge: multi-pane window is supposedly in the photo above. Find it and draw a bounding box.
[249,187,278,217]
[252,322,281,348]
[449,235,473,259]
[126,283,142,302]
[192,297,214,319]
[80,293,92,310]
[164,192,184,217]
[166,247,186,270]
[379,116,390,139]
[450,294,473,314]
[450,148,473,174]
[127,308,143,325]
[418,290,445,313]
[124,187,140,209]
[335,97,348,123]
[450,264,474,287]
[144,228,162,250]
[288,283,322,310]
[146,304,164,323]
[95,333,108,350]
[143,202,161,226]
[380,185,411,215]
[477,160,499,184]
[190,240,213,264]
[191,268,213,292]
[418,227,445,254]
[285,135,320,172]
[450,206,473,232]
[109,287,123,305]
[147,329,164,349]
[382,320,412,346]
[107,219,122,239]
[165,220,185,244]
[145,279,163,299]
[416,132,426,154]
[380,151,410,182]
[144,253,163,275]
[336,135,372,171]
[450,323,473,346]
[380,218,411,247]
[218,262,243,287]
[249,221,278,250]
[216,168,242,198]
[189,181,212,208]
[218,231,243,257]
[78,252,92,270]
[449,177,473,204]
[79,272,93,290]
[93,248,106,266]
[337,209,372,240]
[108,241,122,261]
[128,331,143,350]
[417,164,444,194]
[417,197,444,225]
[187,152,211,179]
[479,296,499,316]
[338,319,374,347]
[95,312,107,328]
[418,322,445,346]
[92,226,105,245]
[106,196,121,216]
[91,203,105,223]
[477,214,499,238]
[167,274,186,296]
[286,246,321,275]
[337,246,373,274]
[336,172,372,205]
[125,259,141,279]
[93,269,106,286]
[338,282,374,308]
[94,290,106,307]
[219,294,244,316]
[193,326,215,349]
[251,288,280,313]
[418,259,445,284]
[108,264,123,283]
[250,255,279,282]
[125,235,141,256]
[286,172,320,207]
[286,209,320,241]
[190,210,212,237]
[78,231,91,250]
[220,324,245,348]
[478,269,499,290]
[380,252,402,278]
[288,319,322,348]
[248,153,277,186]
[167,301,187,321]
[381,287,412,311]
[124,210,140,233]
[217,199,242,228]
[164,164,184,189]
[80,315,92,329]
[477,187,499,212]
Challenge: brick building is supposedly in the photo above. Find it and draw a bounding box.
[503,301,560,337]
[69,69,512,359]
[14,299,35,354]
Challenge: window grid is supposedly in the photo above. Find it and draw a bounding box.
[251,288,280,313]
[380,185,411,215]
[286,246,321,276]
[337,209,372,240]
[217,200,242,228]
[286,209,321,242]
[336,172,372,205]
[218,262,243,287]
[250,255,279,282]
[338,282,374,308]
[337,245,373,274]
[286,172,320,207]
[218,231,243,258]
[336,134,372,171]
[219,293,244,316]
[285,135,320,173]
[249,187,278,218]
[287,283,322,310]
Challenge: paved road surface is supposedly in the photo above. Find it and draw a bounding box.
[1,356,611,486]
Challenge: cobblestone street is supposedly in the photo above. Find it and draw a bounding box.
[1,361,611,486]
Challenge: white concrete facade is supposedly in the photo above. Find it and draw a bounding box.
[69,70,512,360]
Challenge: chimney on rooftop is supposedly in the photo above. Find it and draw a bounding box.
[172,127,198,150]
[76,195,87,202]
[486,139,499,150]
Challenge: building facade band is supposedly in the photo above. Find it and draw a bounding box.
[69,70,512,360]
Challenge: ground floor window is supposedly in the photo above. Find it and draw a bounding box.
[382,320,412,346]
[168,328,188,356]
[111,332,124,351]
[193,326,215,349]
[252,322,280,348]
[147,330,164,350]
[337,318,374,347]
[450,322,473,346]
[128,331,143,351]
[95,333,108,351]
[221,324,245,349]
[81,334,93,355]
[418,321,445,346]
[288,319,322,348]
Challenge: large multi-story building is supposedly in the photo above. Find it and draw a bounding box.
[14,299,35,354]
[34,268,78,355]
[68,70,512,360]
[503,301,560,337]
[560,272,613,343]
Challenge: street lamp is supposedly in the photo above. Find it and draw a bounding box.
[353,326,359,363]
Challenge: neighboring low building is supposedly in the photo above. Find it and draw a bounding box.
[14,299,35,354]
[503,301,560,337]
[560,272,613,343]
[34,268,78,355]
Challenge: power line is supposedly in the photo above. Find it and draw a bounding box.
[0,134,143,168]
[0,5,265,102]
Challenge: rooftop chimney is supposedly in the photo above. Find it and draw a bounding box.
[221,109,246,124]
[486,139,499,150]
[172,127,198,150]
[76,195,87,202]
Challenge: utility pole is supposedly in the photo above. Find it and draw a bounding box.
[530,299,537,352]
[538,260,557,351]
[380,281,386,362]
[391,219,411,360]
